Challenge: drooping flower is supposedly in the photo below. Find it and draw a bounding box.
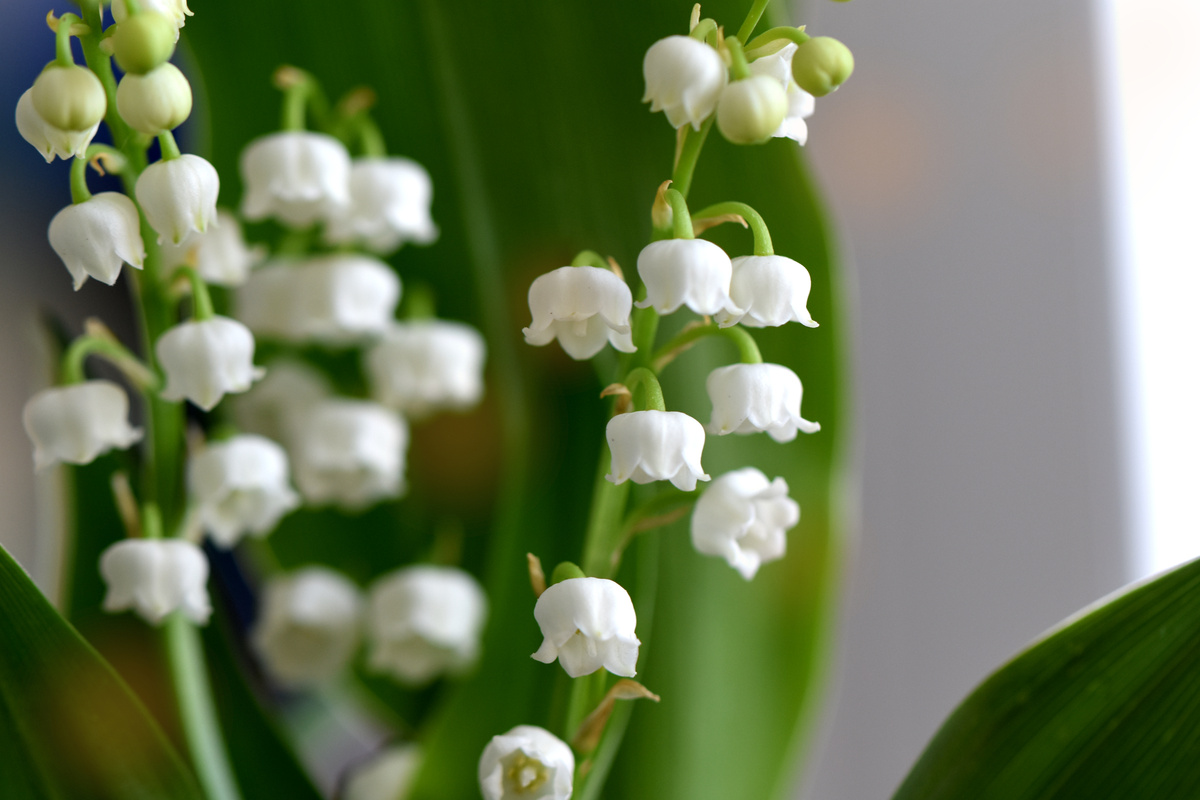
[523,266,635,360]
[706,363,820,442]
[478,726,574,800]
[162,209,266,287]
[230,359,331,445]
[291,400,408,509]
[48,192,146,290]
[250,566,362,687]
[748,43,816,144]
[188,434,300,547]
[23,380,143,470]
[135,154,220,245]
[365,320,486,419]
[643,35,728,130]
[366,565,488,684]
[531,577,639,678]
[717,254,818,328]
[790,36,855,98]
[635,239,738,316]
[115,62,192,135]
[716,75,789,145]
[344,744,423,800]
[15,88,98,162]
[691,468,799,579]
[240,131,351,228]
[157,316,265,411]
[31,64,106,133]
[325,157,438,254]
[606,410,710,492]
[99,539,211,625]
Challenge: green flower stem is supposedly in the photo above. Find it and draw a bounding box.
[653,322,763,369]
[571,250,609,270]
[60,334,160,390]
[279,68,331,132]
[565,670,609,748]
[746,25,812,53]
[671,117,714,199]
[141,502,163,539]
[630,306,660,367]
[623,367,666,412]
[737,0,773,43]
[402,282,438,319]
[158,130,182,161]
[69,154,92,203]
[690,18,718,43]
[726,37,752,81]
[691,201,774,255]
[357,116,387,157]
[54,14,82,67]
[608,489,696,574]
[664,189,694,240]
[580,443,632,579]
[179,267,215,321]
[78,0,138,154]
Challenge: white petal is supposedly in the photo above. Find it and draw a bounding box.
[23,381,143,470]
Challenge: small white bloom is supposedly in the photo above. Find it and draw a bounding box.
[365,320,486,419]
[240,131,351,228]
[749,43,816,144]
[15,88,98,162]
[292,400,408,509]
[643,35,728,130]
[523,266,635,360]
[115,62,192,135]
[717,254,818,328]
[325,157,438,254]
[99,539,210,625]
[251,567,362,687]
[112,0,192,32]
[636,239,739,316]
[163,209,265,287]
[531,577,639,678]
[230,359,331,445]
[23,380,143,470]
[135,154,220,245]
[188,434,300,547]
[157,316,265,411]
[606,410,710,491]
[478,725,574,800]
[691,468,799,579]
[48,192,146,290]
[367,565,487,684]
[706,363,820,442]
[345,744,422,800]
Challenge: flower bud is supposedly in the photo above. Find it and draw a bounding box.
[188,434,300,547]
[111,11,177,74]
[32,65,107,132]
[23,380,143,470]
[100,539,211,625]
[156,316,264,411]
[791,36,854,97]
[717,75,788,145]
[643,35,728,130]
[478,726,574,800]
[116,63,192,135]
[691,468,799,579]
[16,88,98,162]
[48,192,145,290]
[135,154,220,245]
[531,577,640,678]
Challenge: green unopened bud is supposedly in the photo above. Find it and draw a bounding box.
[716,75,787,145]
[550,561,586,585]
[112,12,178,75]
[116,62,192,134]
[32,65,107,131]
[791,36,854,97]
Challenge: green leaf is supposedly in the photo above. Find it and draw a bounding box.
[894,556,1200,800]
[0,542,204,800]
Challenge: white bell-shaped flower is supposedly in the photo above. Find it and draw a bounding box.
[643,35,728,130]
[606,409,710,491]
[716,75,789,145]
[240,131,351,228]
[233,259,298,340]
[325,157,438,254]
[523,266,636,360]
[478,726,574,800]
[250,566,362,687]
[31,64,106,133]
[717,254,818,328]
[135,154,220,245]
[115,62,192,135]
[112,0,192,32]
[344,744,422,800]
[163,209,265,287]
[749,43,816,144]
[16,88,98,162]
[48,192,146,290]
[691,468,799,579]
[23,380,143,470]
[99,539,210,625]
[635,239,738,316]
[367,565,488,684]
[188,434,300,547]
[531,577,639,678]
[156,315,264,411]
[706,363,820,442]
[230,359,330,445]
[365,320,486,419]
[292,400,408,509]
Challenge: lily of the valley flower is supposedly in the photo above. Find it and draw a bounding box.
[531,577,639,678]
[135,153,220,245]
[643,35,728,130]
[115,63,193,135]
[48,192,146,290]
[325,157,438,254]
[717,254,818,328]
[365,320,486,419]
[16,88,98,162]
[523,265,635,360]
[291,400,407,509]
[240,131,351,228]
[100,539,211,625]
[231,359,330,445]
[188,434,300,547]
[344,744,423,800]
[706,363,820,442]
[749,43,816,144]
[23,380,143,470]
[716,74,788,145]
[157,316,264,411]
[606,410,710,491]
[691,468,800,579]
[478,726,575,800]
[636,239,738,316]
[31,65,106,134]
[367,565,488,684]
[163,209,265,287]
[251,566,362,687]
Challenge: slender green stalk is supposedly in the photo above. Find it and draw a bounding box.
[671,117,714,199]
[690,18,717,42]
[158,130,182,161]
[357,116,388,157]
[180,267,216,321]
[726,37,753,81]
[54,13,81,67]
[608,489,695,575]
[623,367,666,412]
[60,334,159,389]
[653,322,763,368]
[69,154,92,204]
[571,249,610,269]
[664,189,694,240]
[737,0,773,43]
[746,25,812,53]
[692,201,774,255]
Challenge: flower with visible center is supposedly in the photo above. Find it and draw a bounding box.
[240,131,351,228]
[478,725,574,800]
[100,539,210,625]
[291,399,407,509]
[606,409,710,491]
[691,468,799,579]
[325,157,438,254]
[48,192,145,290]
[748,43,816,144]
[523,266,636,360]
[531,577,639,678]
[706,363,820,442]
[16,88,99,162]
[135,153,220,245]
[367,565,488,684]
[716,74,789,145]
[717,254,818,328]
[642,35,728,130]
[163,209,265,287]
[344,744,422,800]
[115,62,193,135]
[23,380,143,470]
[365,320,486,419]
[188,434,300,547]
[156,316,264,411]
[636,239,739,316]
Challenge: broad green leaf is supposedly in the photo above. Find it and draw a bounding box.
[0,542,204,800]
[894,556,1200,800]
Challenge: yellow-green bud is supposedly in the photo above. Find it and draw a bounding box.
[32,65,107,132]
[791,37,854,97]
[716,75,788,145]
[112,12,178,75]
[116,63,193,135]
